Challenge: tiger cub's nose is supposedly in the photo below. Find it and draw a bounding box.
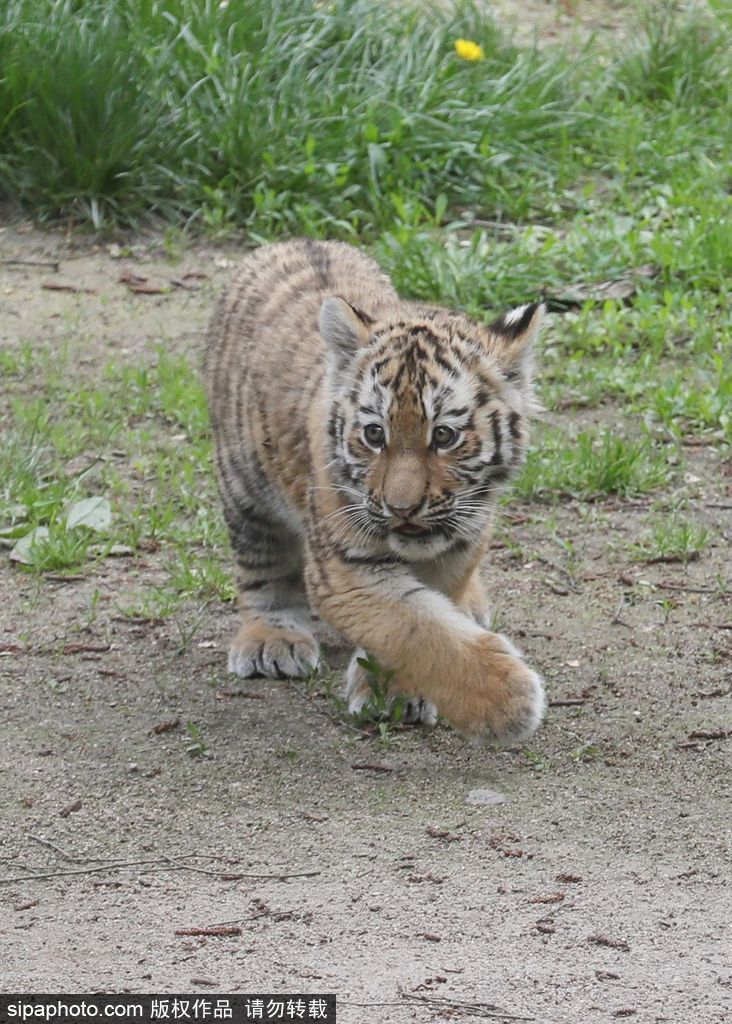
[386,499,422,520]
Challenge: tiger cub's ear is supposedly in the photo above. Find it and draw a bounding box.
[319,296,373,371]
[487,301,545,387]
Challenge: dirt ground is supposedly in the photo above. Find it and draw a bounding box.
[1,211,730,1024]
[489,0,631,46]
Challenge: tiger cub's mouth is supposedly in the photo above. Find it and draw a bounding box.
[392,522,432,537]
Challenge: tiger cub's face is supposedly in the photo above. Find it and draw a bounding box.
[320,298,543,561]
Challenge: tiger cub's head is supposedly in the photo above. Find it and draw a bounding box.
[319,297,544,560]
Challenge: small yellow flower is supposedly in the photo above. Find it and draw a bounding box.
[454,38,484,62]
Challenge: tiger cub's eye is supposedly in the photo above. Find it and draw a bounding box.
[363,424,385,449]
[433,425,459,449]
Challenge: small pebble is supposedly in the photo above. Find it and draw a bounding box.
[467,788,506,806]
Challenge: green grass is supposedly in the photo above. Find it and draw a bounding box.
[0,0,598,230]
[516,428,673,501]
[0,345,229,589]
[0,0,727,238]
[631,515,711,564]
[0,0,730,626]
[0,4,729,450]
[184,721,210,758]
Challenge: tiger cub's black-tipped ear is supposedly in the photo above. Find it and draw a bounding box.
[488,301,545,384]
[319,296,373,371]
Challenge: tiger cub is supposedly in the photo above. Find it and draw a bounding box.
[205,239,546,743]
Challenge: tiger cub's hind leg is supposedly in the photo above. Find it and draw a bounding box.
[226,516,319,680]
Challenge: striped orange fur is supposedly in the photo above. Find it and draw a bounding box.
[205,239,546,743]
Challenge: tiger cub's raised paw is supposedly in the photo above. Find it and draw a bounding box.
[443,631,546,745]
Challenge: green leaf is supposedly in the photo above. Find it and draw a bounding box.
[9,526,50,565]
[64,497,112,532]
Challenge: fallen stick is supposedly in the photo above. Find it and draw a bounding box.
[0,858,187,884]
[400,993,534,1020]
[0,857,320,886]
[1,258,60,270]
[202,911,275,928]
[643,551,701,565]
[688,728,730,741]
[653,581,718,594]
[61,642,111,655]
[340,1002,408,1008]
[25,833,88,864]
[42,279,98,295]
[155,857,321,881]
[175,925,242,937]
[225,870,321,880]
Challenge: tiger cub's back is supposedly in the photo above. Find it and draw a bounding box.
[204,239,399,512]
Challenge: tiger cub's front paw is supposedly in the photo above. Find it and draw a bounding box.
[228,620,319,679]
[443,632,546,744]
[344,649,438,727]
